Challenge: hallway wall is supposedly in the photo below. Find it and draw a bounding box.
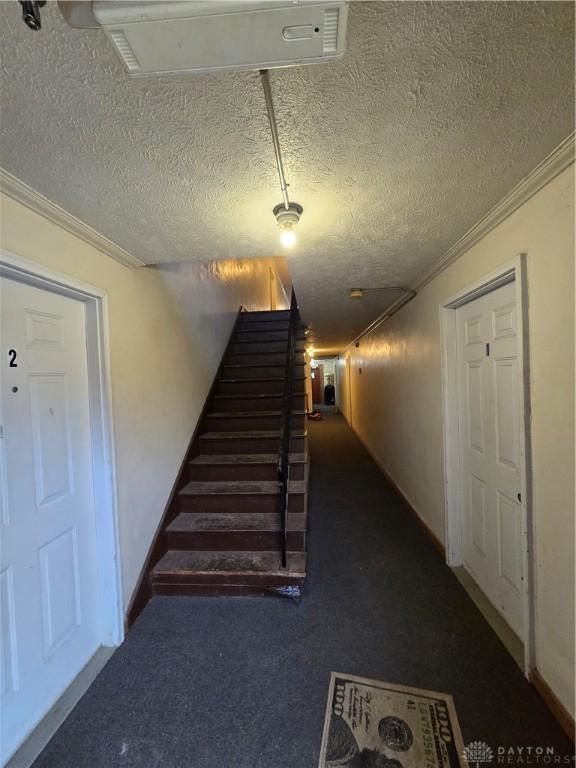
[0,193,284,609]
[337,164,575,717]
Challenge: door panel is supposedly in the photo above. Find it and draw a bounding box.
[497,491,523,595]
[469,474,487,556]
[0,566,18,700]
[466,362,485,453]
[456,281,524,639]
[30,375,74,506]
[39,526,82,657]
[1,277,100,764]
[494,359,518,470]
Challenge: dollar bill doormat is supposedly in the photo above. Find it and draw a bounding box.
[319,672,466,768]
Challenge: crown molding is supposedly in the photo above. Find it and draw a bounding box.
[0,168,145,268]
[341,132,575,354]
[415,131,575,290]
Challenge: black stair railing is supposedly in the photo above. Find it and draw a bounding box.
[278,290,299,569]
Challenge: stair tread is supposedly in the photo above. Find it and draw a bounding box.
[226,350,304,357]
[178,480,307,496]
[218,377,306,383]
[234,330,306,341]
[233,337,305,344]
[214,393,303,400]
[199,430,306,440]
[190,453,307,465]
[223,362,305,369]
[152,550,306,576]
[240,311,290,318]
[206,410,305,419]
[167,512,306,533]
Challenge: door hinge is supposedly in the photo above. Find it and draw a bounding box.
[486,343,490,357]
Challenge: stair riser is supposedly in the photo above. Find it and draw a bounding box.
[217,379,306,396]
[151,585,300,598]
[230,341,305,355]
[237,321,289,333]
[197,436,305,454]
[186,463,305,482]
[234,331,290,343]
[213,394,306,412]
[222,364,305,380]
[226,352,305,366]
[164,530,305,552]
[151,572,304,587]
[204,414,305,432]
[240,311,290,322]
[175,493,305,515]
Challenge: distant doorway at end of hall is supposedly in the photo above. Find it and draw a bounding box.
[310,357,338,409]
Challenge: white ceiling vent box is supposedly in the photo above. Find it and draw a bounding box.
[59,1,349,76]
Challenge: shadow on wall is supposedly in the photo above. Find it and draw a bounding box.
[151,255,290,379]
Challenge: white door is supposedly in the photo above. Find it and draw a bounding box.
[456,280,524,639]
[1,277,101,764]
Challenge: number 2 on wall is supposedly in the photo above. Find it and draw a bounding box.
[8,349,18,368]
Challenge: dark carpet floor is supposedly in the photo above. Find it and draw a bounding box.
[31,414,573,767]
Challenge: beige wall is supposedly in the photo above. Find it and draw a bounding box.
[337,165,575,716]
[0,193,283,608]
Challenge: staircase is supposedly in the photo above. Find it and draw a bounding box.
[147,300,309,600]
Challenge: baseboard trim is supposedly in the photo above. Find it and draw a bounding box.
[351,425,446,559]
[347,421,574,740]
[530,668,575,743]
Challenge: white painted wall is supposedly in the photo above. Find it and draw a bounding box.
[337,165,575,716]
[0,193,285,609]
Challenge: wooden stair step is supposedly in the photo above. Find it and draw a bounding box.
[240,310,290,320]
[175,476,307,513]
[213,393,304,401]
[199,430,306,440]
[224,352,306,366]
[218,377,305,384]
[190,452,307,465]
[186,453,308,482]
[151,550,306,580]
[178,480,306,496]
[225,354,305,366]
[234,332,298,343]
[223,362,305,369]
[234,330,290,338]
[205,410,305,419]
[194,429,306,456]
[203,411,305,435]
[167,512,306,533]
[164,512,306,551]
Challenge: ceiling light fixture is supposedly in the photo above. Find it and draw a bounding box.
[349,289,365,299]
[274,202,303,248]
[260,69,303,248]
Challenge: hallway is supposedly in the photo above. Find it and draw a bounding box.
[30,415,572,767]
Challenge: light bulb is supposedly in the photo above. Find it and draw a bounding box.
[280,228,296,248]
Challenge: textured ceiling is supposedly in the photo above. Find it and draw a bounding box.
[0,1,574,353]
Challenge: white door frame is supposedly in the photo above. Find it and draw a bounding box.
[1,249,124,648]
[440,254,534,676]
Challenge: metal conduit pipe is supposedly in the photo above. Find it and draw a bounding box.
[260,69,290,210]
